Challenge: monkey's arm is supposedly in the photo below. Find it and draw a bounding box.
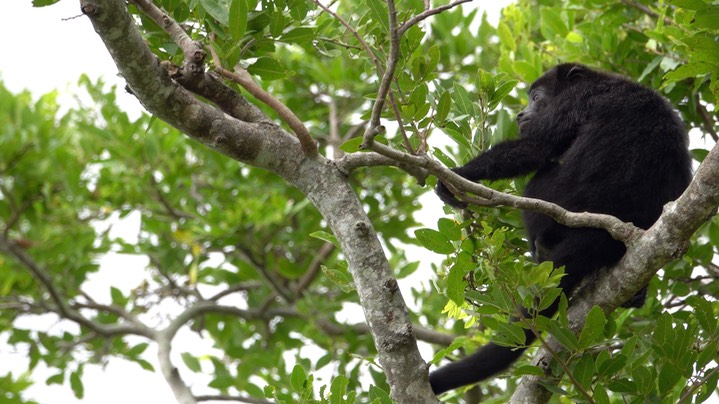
[435,138,555,208]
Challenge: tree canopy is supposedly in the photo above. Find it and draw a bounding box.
[2,0,719,403]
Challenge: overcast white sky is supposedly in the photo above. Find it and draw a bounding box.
[0,1,512,403]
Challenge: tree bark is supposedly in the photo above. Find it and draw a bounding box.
[78,0,436,402]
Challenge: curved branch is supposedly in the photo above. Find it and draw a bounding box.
[335,151,429,183]
[0,235,155,339]
[367,142,641,243]
[398,0,474,35]
[207,45,318,157]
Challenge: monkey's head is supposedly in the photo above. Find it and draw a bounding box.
[516,63,601,138]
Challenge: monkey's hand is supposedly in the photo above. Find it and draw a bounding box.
[435,171,468,209]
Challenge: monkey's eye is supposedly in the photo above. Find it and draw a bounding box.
[531,92,542,102]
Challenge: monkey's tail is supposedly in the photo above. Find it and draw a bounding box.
[428,331,536,395]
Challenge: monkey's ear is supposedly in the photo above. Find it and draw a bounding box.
[566,64,587,79]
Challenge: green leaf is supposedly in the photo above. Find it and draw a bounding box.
[540,8,568,39]
[70,371,84,399]
[497,322,526,346]
[593,384,610,404]
[309,231,340,249]
[443,127,472,151]
[607,378,637,393]
[658,363,682,396]
[578,306,606,349]
[127,343,149,357]
[688,296,716,334]
[181,352,202,373]
[566,31,583,44]
[452,83,474,116]
[330,375,349,401]
[489,80,518,110]
[664,62,716,82]
[414,228,454,254]
[697,341,718,368]
[281,27,315,44]
[597,354,627,377]
[290,364,307,391]
[437,218,462,241]
[446,264,465,305]
[549,320,578,352]
[229,0,248,41]
[365,0,389,33]
[669,0,707,11]
[200,0,229,26]
[46,373,64,385]
[436,91,451,121]
[110,286,126,307]
[247,58,287,81]
[572,354,594,390]
[32,0,60,6]
[497,22,515,51]
[316,353,333,370]
[136,359,155,371]
[396,261,420,278]
[515,365,545,376]
[339,137,364,153]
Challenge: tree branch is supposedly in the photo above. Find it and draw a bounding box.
[398,0,474,35]
[696,96,718,142]
[362,0,401,148]
[207,41,318,157]
[129,0,205,66]
[130,0,317,156]
[367,141,641,242]
[335,151,429,183]
[80,1,435,400]
[0,234,155,339]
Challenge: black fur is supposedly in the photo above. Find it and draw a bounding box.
[432,63,692,395]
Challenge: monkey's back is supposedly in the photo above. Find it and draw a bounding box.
[522,81,691,270]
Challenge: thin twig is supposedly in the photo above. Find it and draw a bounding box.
[129,0,205,65]
[313,0,383,72]
[696,95,718,142]
[398,0,474,35]
[362,0,401,147]
[207,42,318,157]
[195,395,273,403]
[0,235,155,338]
[679,366,719,402]
[292,242,334,296]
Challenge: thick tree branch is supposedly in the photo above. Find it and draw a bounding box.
[80,1,433,401]
[510,141,719,402]
[130,0,317,156]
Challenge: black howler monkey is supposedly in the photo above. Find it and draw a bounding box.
[431,63,692,395]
